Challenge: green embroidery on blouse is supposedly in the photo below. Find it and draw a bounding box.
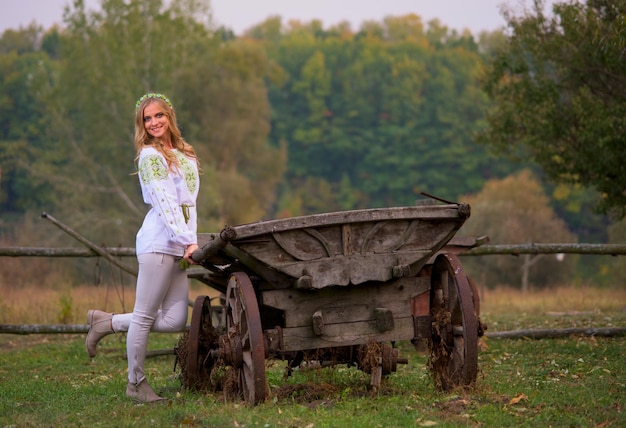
[139,155,168,183]
[175,151,198,194]
[139,152,196,194]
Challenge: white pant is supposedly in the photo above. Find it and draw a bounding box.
[111,252,189,384]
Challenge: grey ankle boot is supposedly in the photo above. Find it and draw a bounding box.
[126,379,166,403]
[85,310,114,358]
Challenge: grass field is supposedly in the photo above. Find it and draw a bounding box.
[1,284,625,427]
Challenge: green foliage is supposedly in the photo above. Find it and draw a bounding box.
[0,24,44,54]
[175,36,287,225]
[0,35,56,212]
[549,182,609,242]
[479,0,626,218]
[258,15,515,211]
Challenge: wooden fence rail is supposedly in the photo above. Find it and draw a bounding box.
[0,247,136,257]
[463,243,626,256]
[2,323,625,339]
[2,243,624,337]
[3,243,626,258]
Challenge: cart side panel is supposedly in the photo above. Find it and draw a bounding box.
[275,318,416,352]
[234,218,463,289]
[260,277,430,352]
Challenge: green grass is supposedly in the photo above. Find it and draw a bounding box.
[1,286,624,427]
[1,322,624,427]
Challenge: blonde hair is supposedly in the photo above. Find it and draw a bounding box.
[133,94,199,171]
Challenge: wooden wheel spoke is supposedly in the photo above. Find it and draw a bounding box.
[242,330,251,349]
[228,299,240,325]
[242,353,254,384]
[450,296,463,324]
[441,272,449,302]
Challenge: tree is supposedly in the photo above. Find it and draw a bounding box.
[459,169,577,289]
[173,37,287,226]
[0,27,55,214]
[479,0,626,218]
[6,0,284,245]
[0,24,44,54]
[260,15,513,213]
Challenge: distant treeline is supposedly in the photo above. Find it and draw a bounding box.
[0,0,610,253]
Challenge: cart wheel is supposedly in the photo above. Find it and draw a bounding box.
[186,295,218,390]
[225,272,267,404]
[428,253,478,391]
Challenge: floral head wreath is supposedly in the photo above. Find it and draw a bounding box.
[135,93,173,112]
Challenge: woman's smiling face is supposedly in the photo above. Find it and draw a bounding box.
[143,102,170,141]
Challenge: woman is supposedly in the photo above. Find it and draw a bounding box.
[85,93,200,403]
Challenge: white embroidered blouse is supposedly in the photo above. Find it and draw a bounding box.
[135,146,199,257]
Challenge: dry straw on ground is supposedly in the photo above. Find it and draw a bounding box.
[1,281,623,326]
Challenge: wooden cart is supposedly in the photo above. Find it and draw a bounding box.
[181,200,486,404]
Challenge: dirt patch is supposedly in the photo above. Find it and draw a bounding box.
[435,396,473,414]
[273,382,339,404]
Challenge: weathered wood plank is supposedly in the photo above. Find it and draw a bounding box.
[265,252,432,288]
[0,247,136,257]
[0,324,90,334]
[278,317,415,352]
[5,242,625,259]
[260,277,430,328]
[217,205,467,240]
[485,326,626,339]
[463,243,626,256]
[194,205,470,288]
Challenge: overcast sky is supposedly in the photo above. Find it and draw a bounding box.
[0,0,550,35]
